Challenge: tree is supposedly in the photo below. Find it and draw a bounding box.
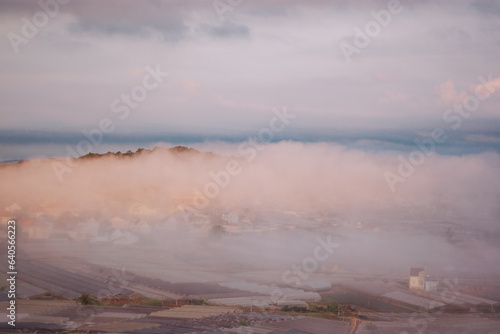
[78,293,97,305]
[327,304,340,313]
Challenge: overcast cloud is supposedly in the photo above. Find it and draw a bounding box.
[1,0,500,160]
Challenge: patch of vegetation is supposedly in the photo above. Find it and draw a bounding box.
[311,305,326,312]
[77,293,99,305]
[327,304,340,313]
[130,296,163,306]
[191,298,207,305]
[281,305,309,313]
[281,304,340,314]
[365,322,378,330]
[239,320,249,326]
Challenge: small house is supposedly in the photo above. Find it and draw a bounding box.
[425,278,439,292]
[409,267,426,290]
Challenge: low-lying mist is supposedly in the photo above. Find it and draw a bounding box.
[1,141,500,280]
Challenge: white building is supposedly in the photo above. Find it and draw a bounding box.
[425,278,439,292]
[222,211,239,225]
[409,267,426,290]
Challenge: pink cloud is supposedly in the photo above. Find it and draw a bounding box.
[437,79,467,105]
[469,76,500,98]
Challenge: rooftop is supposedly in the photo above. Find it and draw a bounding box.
[409,267,425,276]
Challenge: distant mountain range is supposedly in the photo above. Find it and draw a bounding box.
[78,146,204,160]
[0,145,215,166]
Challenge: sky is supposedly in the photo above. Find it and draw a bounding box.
[0,0,500,160]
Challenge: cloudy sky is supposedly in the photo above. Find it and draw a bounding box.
[1,0,500,160]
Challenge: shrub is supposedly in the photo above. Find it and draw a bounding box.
[327,304,339,313]
[78,293,98,305]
